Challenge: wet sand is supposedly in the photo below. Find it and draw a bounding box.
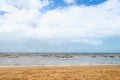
[0,65,120,80]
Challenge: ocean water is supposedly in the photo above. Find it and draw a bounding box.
[0,53,120,66]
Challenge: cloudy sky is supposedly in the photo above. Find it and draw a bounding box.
[0,0,120,52]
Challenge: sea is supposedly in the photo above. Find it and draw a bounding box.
[0,53,120,66]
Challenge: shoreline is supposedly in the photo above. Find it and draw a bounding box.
[0,64,120,67]
[0,65,120,69]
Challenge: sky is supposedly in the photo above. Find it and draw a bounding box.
[0,0,120,53]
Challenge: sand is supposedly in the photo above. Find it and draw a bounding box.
[0,65,120,80]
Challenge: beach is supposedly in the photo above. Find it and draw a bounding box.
[0,65,120,80]
[0,53,120,80]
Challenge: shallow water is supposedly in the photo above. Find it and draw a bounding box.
[0,53,120,66]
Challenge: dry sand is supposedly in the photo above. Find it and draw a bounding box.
[0,65,120,80]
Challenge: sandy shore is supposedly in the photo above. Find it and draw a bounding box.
[0,65,120,80]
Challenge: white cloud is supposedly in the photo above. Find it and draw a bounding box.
[63,0,77,4]
[0,0,120,45]
[0,0,50,12]
[71,39,102,45]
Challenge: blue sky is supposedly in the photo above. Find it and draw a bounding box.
[0,0,120,53]
[42,0,107,12]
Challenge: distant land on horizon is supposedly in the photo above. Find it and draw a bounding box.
[0,52,120,54]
